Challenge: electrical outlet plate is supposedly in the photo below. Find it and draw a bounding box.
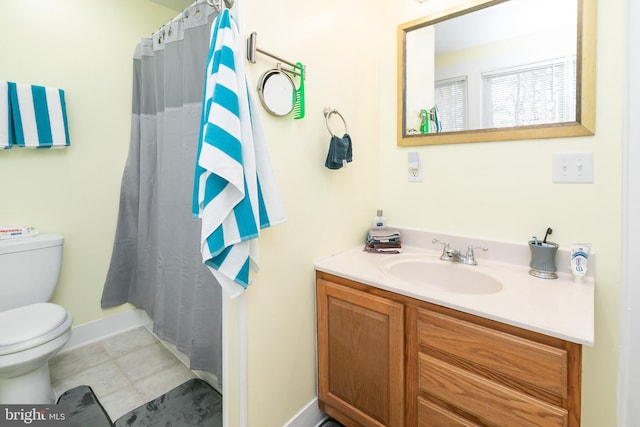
[552,152,594,183]
[408,152,422,182]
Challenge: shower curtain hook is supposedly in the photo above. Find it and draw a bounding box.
[206,0,234,10]
[206,0,220,9]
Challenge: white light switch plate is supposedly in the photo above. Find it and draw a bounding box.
[552,152,594,183]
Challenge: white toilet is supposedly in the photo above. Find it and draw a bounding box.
[0,234,72,404]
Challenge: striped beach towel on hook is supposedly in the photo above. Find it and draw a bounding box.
[193,9,286,298]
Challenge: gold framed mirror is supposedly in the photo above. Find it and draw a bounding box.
[397,0,596,146]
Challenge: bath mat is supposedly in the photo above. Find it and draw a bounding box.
[114,378,221,427]
[56,385,113,427]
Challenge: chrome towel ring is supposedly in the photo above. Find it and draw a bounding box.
[323,107,348,137]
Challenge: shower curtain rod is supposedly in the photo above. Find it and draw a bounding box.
[152,0,234,38]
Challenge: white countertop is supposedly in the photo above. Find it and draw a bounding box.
[315,228,595,346]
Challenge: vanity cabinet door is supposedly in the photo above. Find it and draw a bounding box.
[317,277,405,427]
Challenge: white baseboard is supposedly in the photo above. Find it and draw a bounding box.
[283,397,327,427]
[60,309,147,352]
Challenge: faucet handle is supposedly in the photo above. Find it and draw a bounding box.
[464,245,488,265]
[466,245,488,254]
[432,239,450,251]
[432,239,453,260]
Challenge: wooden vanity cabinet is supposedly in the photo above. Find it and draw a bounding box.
[316,271,583,427]
[316,274,405,427]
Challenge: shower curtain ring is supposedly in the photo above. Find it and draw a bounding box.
[206,0,234,9]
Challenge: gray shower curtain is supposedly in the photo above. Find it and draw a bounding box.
[101,3,222,388]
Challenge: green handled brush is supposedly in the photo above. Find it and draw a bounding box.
[293,62,305,120]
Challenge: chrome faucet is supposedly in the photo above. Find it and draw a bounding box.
[432,239,488,265]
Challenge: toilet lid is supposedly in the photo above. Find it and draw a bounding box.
[0,303,68,346]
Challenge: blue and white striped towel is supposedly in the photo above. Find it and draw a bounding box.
[0,82,11,149]
[193,9,286,298]
[8,82,70,148]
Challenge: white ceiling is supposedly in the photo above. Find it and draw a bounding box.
[434,0,577,54]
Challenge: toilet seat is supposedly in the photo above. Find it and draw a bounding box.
[0,303,72,356]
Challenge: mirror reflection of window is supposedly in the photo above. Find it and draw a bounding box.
[435,77,468,132]
[482,58,577,128]
[430,0,578,131]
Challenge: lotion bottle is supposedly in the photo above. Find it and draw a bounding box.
[373,209,386,229]
[570,243,591,283]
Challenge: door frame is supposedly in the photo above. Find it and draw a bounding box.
[618,0,640,423]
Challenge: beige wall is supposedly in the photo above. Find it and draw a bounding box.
[0,0,179,323]
[381,1,623,427]
[242,1,380,424]
[0,0,624,426]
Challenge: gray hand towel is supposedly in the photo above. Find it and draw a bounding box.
[325,134,352,169]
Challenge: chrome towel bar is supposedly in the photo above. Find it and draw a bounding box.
[246,32,304,78]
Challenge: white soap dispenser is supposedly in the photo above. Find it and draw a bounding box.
[373,209,386,229]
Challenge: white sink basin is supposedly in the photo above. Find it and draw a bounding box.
[382,258,503,295]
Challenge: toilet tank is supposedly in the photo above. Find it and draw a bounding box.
[0,234,64,311]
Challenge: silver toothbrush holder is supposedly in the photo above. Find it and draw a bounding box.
[528,241,558,279]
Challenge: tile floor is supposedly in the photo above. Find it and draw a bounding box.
[50,326,198,421]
